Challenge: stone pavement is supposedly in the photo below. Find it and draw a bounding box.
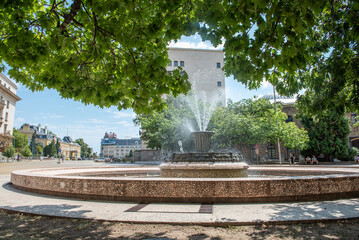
[2,172,359,226]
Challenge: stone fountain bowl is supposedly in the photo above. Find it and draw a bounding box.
[10,166,359,203]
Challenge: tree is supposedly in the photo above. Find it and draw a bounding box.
[36,145,43,155]
[55,140,60,156]
[128,150,133,158]
[298,110,353,161]
[0,0,193,114]
[43,140,57,157]
[13,129,28,152]
[0,133,12,152]
[2,1,358,114]
[30,132,37,155]
[134,95,197,152]
[2,146,15,159]
[21,146,32,158]
[75,138,90,158]
[210,99,309,151]
[136,97,309,154]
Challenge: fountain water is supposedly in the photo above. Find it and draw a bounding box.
[160,91,249,178]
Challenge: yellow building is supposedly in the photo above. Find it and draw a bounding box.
[18,123,81,159]
[59,136,81,159]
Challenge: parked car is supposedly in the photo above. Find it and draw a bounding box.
[94,158,106,162]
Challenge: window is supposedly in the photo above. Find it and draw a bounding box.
[5,112,8,121]
[267,144,277,159]
[174,61,178,66]
[180,61,184,67]
[217,81,222,87]
[6,100,9,109]
[217,62,221,68]
[3,124,7,133]
[168,61,172,66]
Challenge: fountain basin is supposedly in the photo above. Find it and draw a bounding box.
[10,166,359,203]
[160,162,249,178]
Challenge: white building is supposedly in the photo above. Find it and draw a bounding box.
[100,132,141,159]
[167,48,226,106]
[0,73,21,135]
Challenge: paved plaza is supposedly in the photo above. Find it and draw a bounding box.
[1,160,359,226]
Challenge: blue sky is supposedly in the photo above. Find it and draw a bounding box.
[11,34,274,153]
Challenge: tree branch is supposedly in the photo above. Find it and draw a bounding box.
[59,0,82,32]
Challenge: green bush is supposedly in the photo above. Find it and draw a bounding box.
[348,147,359,160]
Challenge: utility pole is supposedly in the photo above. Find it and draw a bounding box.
[273,85,282,165]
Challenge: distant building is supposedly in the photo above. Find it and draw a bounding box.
[19,123,55,146]
[0,73,21,134]
[100,132,141,158]
[18,123,81,159]
[59,135,81,159]
[167,48,225,106]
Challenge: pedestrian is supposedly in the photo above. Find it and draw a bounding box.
[305,156,311,164]
[312,155,318,164]
[355,154,359,163]
[290,152,294,165]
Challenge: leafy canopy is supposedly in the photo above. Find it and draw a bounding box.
[13,129,28,151]
[3,146,15,158]
[21,145,32,157]
[0,0,194,113]
[210,99,309,150]
[136,97,309,152]
[134,95,196,152]
[1,0,358,114]
[75,138,91,158]
[298,110,353,160]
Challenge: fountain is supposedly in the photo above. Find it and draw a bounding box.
[160,131,249,178]
[8,91,359,203]
[158,90,249,178]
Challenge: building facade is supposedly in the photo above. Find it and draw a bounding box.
[0,73,21,135]
[60,136,81,159]
[167,48,226,106]
[101,132,141,159]
[18,123,81,159]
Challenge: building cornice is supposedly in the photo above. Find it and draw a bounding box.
[0,73,18,89]
[0,83,21,102]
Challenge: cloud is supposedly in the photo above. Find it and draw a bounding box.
[116,120,135,128]
[75,118,107,124]
[105,109,136,119]
[14,117,25,127]
[113,111,136,119]
[38,113,64,119]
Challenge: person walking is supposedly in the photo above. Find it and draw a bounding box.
[290,152,294,165]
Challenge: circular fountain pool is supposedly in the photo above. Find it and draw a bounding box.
[10,166,359,203]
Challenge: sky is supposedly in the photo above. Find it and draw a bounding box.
[10,34,274,153]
